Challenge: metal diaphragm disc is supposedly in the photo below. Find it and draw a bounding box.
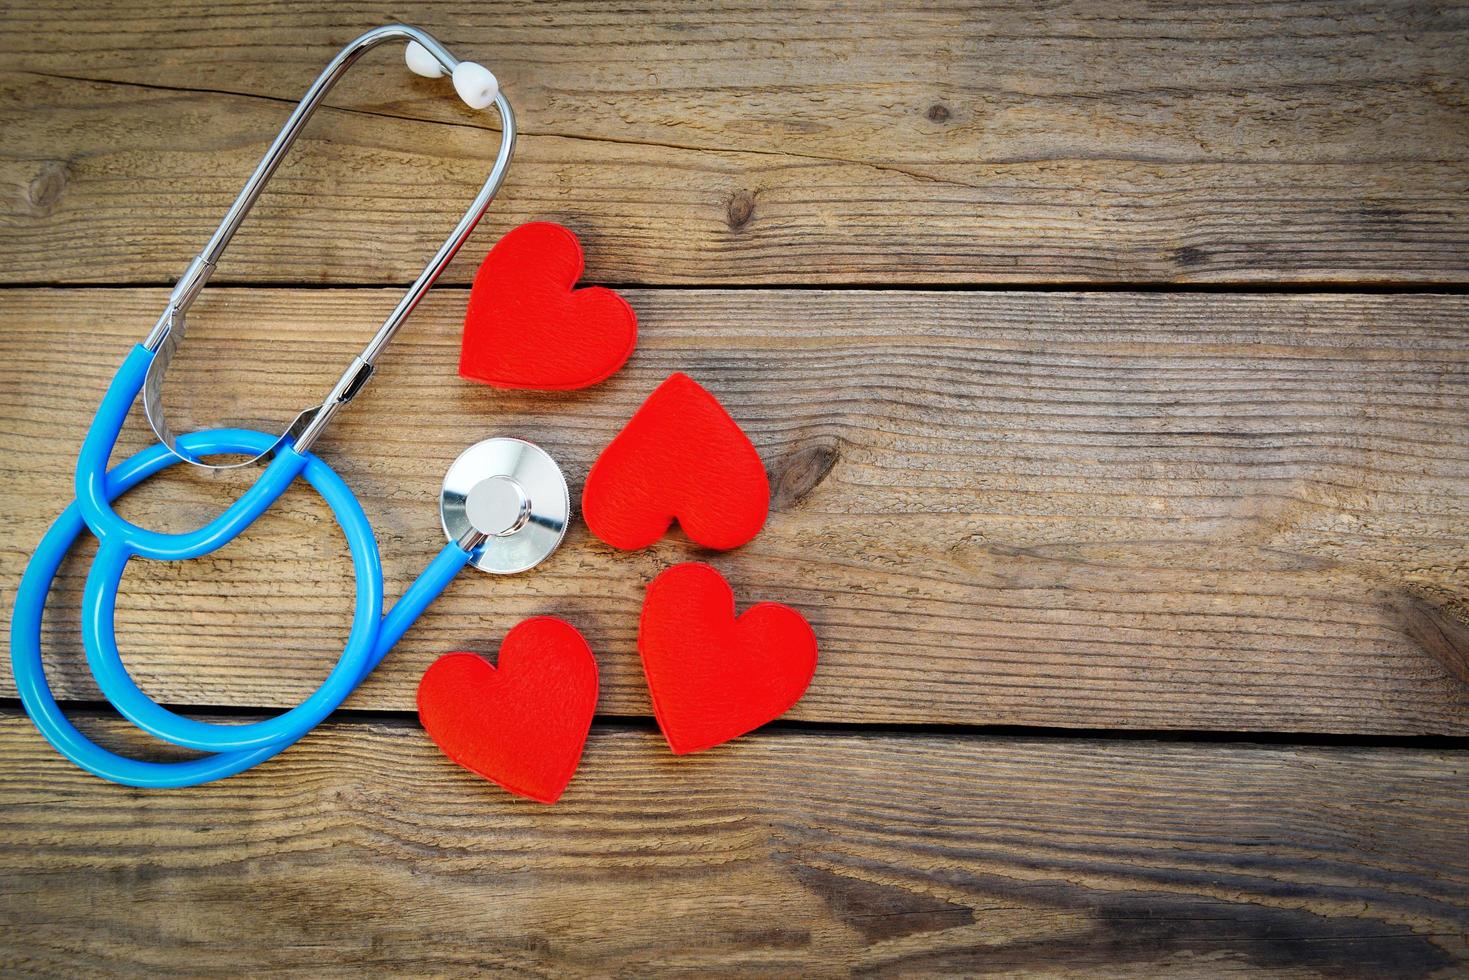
[439,437,570,574]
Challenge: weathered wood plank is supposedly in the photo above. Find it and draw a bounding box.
[2,288,1466,733]
[2,1,1467,285]
[0,712,1465,976]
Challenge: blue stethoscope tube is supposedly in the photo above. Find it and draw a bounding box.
[10,344,474,787]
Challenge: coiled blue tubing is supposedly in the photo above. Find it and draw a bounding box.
[11,344,475,787]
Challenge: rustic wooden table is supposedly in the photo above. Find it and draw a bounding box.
[3,2,1468,975]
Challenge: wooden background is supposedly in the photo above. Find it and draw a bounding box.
[2,1,1467,975]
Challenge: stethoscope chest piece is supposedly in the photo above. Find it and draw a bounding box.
[440,437,570,574]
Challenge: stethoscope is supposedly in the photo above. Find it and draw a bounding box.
[10,25,571,788]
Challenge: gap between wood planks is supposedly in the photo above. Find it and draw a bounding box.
[6,697,1467,752]
[3,281,1467,293]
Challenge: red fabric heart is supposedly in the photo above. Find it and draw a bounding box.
[459,222,637,390]
[417,617,599,804]
[583,373,770,551]
[639,563,817,754]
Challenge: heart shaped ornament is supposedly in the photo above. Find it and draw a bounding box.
[639,562,817,754]
[583,373,770,551]
[460,222,637,390]
[417,617,599,804]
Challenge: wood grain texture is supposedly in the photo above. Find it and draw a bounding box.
[2,288,1467,733]
[1,712,1465,976]
[2,1,1467,285]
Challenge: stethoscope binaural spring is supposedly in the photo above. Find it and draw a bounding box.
[10,25,569,788]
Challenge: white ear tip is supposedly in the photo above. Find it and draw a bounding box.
[405,40,445,78]
[452,61,498,110]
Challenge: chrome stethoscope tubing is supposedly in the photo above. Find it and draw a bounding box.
[143,22,516,471]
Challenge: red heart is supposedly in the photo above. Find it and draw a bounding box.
[459,222,637,390]
[417,617,599,804]
[583,373,770,551]
[639,563,817,754]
